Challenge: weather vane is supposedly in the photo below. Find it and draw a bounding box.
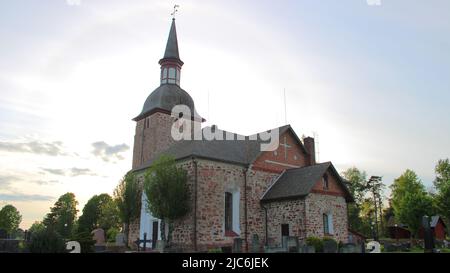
[171,4,180,19]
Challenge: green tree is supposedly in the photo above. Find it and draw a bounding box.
[43,192,78,238]
[365,176,385,239]
[433,159,450,228]
[0,205,22,237]
[28,228,66,253]
[28,221,45,234]
[78,193,119,233]
[98,198,120,232]
[144,155,189,245]
[391,170,434,237]
[359,198,377,237]
[342,167,368,203]
[342,167,367,234]
[434,159,450,190]
[114,172,141,245]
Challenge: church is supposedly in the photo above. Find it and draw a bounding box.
[128,18,354,252]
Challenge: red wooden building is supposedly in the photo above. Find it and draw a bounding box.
[419,216,447,241]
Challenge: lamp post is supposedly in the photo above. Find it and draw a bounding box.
[394,224,399,244]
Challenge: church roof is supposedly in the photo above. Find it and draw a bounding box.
[162,19,181,61]
[133,125,292,171]
[133,84,203,121]
[261,162,354,203]
[430,216,446,228]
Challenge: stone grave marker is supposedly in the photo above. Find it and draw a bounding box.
[91,228,106,252]
[323,239,338,253]
[286,237,299,253]
[302,245,315,253]
[0,229,7,239]
[422,216,435,253]
[115,233,125,247]
[233,238,243,253]
[251,234,260,253]
[339,243,356,253]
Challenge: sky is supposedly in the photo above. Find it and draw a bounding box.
[0,0,449,229]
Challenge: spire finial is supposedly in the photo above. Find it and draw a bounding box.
[171,4,179,19]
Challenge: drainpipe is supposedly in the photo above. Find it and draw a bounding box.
[193,157,198,252]
[262,203,269,247]
[243,165,249,252]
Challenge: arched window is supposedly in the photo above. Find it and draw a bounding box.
[225,192,233,232]
[168,67,176,84]
[224,190,240,236]
[323,213,334,235]
[323,174,329,190]
[161,68,168,84]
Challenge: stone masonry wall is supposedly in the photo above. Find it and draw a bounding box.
[245,169,279,251]
[194,159,246,251]
[133,112,200,169]
[305,193,348,243]
[265,199,306,247]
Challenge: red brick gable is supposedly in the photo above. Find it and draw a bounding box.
[311,169,347,198]
[252,130,308,173]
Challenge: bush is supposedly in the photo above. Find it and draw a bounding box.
[70,231,95,253]
[306,237,323,253]
[106,227,120,243]
[28,228,66,253]
[207,248,223,253]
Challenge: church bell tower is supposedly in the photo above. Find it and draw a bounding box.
[132,19,204,169]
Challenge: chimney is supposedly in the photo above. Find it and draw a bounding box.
[303,137,316,165]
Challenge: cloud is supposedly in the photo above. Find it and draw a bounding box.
[32,180,60,186]
[0,175,20,190]
[70,168,97,177]
[0,140,67,156]
[0,193,54,202]
[40,167,98,177]
[91,141,129,162]
[41,168,66,176]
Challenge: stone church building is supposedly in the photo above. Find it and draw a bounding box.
[128,19,354,252]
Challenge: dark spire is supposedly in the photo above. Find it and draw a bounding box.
[161,19,182,63]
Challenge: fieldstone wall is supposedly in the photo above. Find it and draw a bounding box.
[305,193,348,243]
[133,112,176,169]
[265,199,306,247]
[194,159,246,251]
[245,169,279,251]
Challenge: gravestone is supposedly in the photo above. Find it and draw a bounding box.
[281,236,288,251]
[302,245,315,253]
[354,242,365,253]
[286,237,299,253]
[233,238,243,253]
[135,233,152,251]
[323,240,338,253]
[251,234,260,253]
[115,233,125,247]
[339,243,356,253]
[0,229,7,239]
[422,216,435,253]
[384,242,397,252]
[156,240,166,253]
[91,228,106,252]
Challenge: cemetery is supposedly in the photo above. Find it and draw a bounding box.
[0,3,449,259]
